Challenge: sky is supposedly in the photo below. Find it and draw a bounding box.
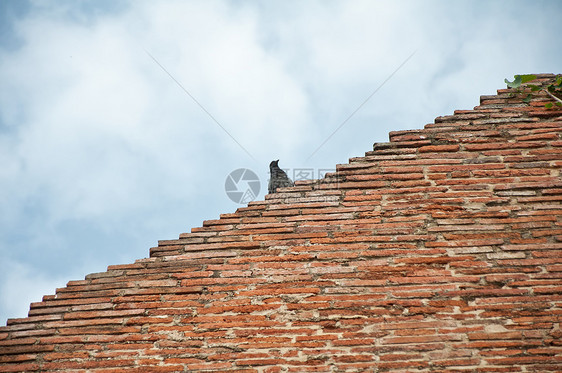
[0,0,561,325]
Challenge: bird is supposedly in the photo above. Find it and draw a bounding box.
[268,160,294,194]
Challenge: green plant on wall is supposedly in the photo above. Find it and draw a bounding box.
[505,74,562,108]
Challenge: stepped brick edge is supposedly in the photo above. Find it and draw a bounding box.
[1,74,562,372]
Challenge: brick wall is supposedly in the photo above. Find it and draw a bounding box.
[1,74,561,372]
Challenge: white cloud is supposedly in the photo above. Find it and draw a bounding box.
[0,260,67,323]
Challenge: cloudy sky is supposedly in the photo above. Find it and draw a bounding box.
[0,0,560,324]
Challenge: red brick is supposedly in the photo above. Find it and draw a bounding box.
[419,144,460,153]
[3,75,562,372]
[0,363,41,372]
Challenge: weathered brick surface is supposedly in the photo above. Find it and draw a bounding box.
[1,74,562,372]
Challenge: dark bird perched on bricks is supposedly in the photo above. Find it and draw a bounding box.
[268,160,294,194]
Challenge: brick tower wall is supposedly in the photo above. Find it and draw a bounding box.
[1,74,561,372]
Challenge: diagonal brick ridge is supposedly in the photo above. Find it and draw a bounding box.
[1,73,562,372]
